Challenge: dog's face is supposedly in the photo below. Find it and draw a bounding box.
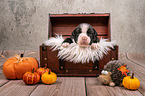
[71,23,99,46]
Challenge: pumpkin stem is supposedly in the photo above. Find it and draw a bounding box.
[131,73,134,79]
[32,68,35,73]
[20,54,24,57]
[48,70,51,74]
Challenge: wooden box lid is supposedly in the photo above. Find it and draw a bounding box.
[48,13,111,40]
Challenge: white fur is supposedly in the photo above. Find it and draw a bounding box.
[43,35,64,51]
[43,35,116,63]
[101,70,109,75]
[81,24,89,33]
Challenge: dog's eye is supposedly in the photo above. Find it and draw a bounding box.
[76,29,81,34]
[87,31,93,35]
[87,29,93,33]
[88,34,93,37]
[87,29,94,36]
[87,32,94,39]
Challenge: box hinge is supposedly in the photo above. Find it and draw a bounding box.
[110,45,118,60]
[40,45,48,67]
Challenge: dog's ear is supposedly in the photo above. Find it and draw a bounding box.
[93,28,98,36]
[71,28,76,39]
[93,28,100,42]
[71,27,80,38]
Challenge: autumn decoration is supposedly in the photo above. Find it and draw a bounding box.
[36,64,51,76]
[41,70,57,84]
[23,68,40,85]
[3,54,38,79]
[123,73,140,90]
[117,65,129,76]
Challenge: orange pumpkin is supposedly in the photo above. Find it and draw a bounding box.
[36,64,51,76]
[123,73,140,90]
[23,68,40,84]
[41,70,57,84]
[3,54,38,79]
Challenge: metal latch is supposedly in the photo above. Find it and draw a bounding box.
[42,46,47,51]
[59,59,65,70]
[93,60,99,70]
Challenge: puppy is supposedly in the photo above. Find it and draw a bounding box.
[62,23,100,49]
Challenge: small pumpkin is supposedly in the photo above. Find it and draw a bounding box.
[36,64,51,76]
[3,54,38,79]
[23,68,40,85]
[122,73,140,90]
[41,70,57,84]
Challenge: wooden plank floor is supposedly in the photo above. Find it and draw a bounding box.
[0,50,144,96]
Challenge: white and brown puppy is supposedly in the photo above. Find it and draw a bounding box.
[62,23,100,49]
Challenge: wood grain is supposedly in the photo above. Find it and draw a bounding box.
[50,14,110,17]
[120,53,145,95]
[0,66,9,87]
[120,53,145,81]
[51,17,108,27]
[127,53,145,68]
[0,80,37,96]
[86,77,142,96]
[40,45,118,76]
[49,13,110,40]
[30,77,86,96]
[52,26,108,35]
[51,35,109,40]
[0,51,145,96]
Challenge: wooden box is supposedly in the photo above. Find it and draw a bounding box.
[40,13,118,76]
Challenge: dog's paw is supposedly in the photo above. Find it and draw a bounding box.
[62,43,70,48]
[91,43,99,49]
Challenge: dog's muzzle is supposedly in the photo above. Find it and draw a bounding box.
[77,33,91,46]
